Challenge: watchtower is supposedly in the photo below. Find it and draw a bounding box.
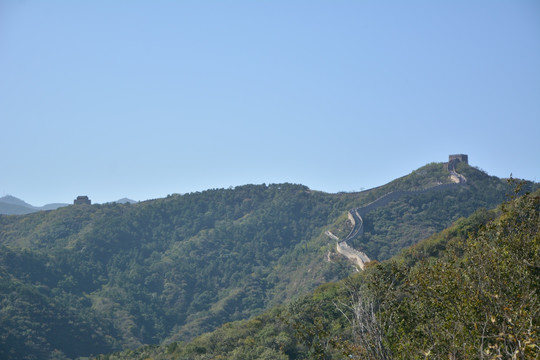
[449,154,468,164]
[74,195,91,205]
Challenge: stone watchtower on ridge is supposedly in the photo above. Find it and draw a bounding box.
[449,154,468,164]
[74,195,91,205]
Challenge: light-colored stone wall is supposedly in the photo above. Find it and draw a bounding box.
[336,241,370,270]
[330,161,468,270]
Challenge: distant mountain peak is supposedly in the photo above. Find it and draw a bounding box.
[0,195,35,208]
[0,195,68,215]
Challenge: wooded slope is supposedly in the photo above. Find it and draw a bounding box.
[0,163,532,359]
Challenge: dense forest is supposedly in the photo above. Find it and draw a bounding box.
[98,185,539,359]
[0,163,536,359]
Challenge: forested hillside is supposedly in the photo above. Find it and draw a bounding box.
[0,163,534,359]
[0,184,354,359]
[100,186,539,359]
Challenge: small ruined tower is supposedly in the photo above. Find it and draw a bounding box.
[74,195,91,205]
[449,154,468,164]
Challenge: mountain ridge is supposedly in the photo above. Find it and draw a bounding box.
[0,196,138,215]
[0,195,69,215]
[0,160,537,359]
[111,187,538,359]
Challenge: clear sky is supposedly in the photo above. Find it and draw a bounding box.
[1,1,539,205]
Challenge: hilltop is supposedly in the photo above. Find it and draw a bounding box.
[0,160,537,359]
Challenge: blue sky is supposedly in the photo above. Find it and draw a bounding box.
[1,1,539,205]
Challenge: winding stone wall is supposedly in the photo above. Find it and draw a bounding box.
[355,183,462,218]
[336,241,370,270]
[331,162,468,270]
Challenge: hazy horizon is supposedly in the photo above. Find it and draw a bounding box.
[0,159,533,207]
[1,1,539,205]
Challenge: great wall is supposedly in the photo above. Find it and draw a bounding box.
[328,155,468,270]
